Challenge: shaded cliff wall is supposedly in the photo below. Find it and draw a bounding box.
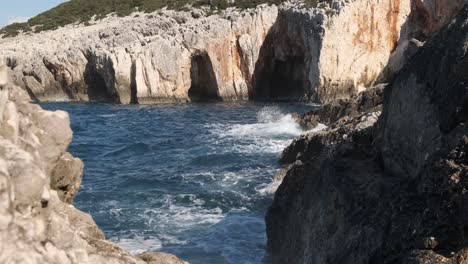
[266,5,468,264]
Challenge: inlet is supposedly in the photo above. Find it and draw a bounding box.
[188,52,220,102]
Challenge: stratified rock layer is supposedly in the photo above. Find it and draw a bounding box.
[2,0,463,104]
[0,62,186,263]
[266,5,468,264]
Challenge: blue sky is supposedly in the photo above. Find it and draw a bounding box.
[0,0,68,27]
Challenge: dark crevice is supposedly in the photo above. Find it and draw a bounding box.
[84,63,114,102]
[188,52,220,102]
[130,60,138,104]
[254,55,309,101]
[252,16,313,102]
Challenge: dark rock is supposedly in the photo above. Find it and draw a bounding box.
[267,6,468,264]
[294,83,385,130]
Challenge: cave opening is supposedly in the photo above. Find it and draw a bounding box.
[254,55,308,101]
[84,67,113,102]
[188,52,220,102]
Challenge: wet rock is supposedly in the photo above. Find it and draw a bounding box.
[293,83,385,130]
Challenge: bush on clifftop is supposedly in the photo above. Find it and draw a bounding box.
[0,0,330,37]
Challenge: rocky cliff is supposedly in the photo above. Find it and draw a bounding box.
[266,4,468,264]
[1,0,464,104]
[0,61,186,263]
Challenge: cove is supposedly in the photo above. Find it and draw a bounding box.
[42,102,313,264]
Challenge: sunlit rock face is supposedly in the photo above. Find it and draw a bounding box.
[0,5,278,104]
[0,60,187,264]
[0,1,465,104]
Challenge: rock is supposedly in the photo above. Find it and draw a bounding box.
[190,9,204,19]
[138,252,189,264]
[0,64,7,87]
[293,83,385,130]
[280,110,380,164]
[267,5,468,264]
[50,152,84,204]
[1,1,463,104]
[0,60,187,263]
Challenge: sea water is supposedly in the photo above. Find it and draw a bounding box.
[42,102,316,264]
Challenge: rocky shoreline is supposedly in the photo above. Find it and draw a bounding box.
[3,0,463,105]
[266,4,468,263]
[1,0,467,263]
[0,62,187,263]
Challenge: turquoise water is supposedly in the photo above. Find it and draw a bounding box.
[42,102,313,264]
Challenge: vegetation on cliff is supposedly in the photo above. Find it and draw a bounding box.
[0,0,330,37]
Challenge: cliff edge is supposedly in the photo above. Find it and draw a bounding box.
[2,0,463,104]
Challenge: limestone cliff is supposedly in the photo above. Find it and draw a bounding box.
[0,62,186,263]
[1,0,464,104]
[266,5,468,264]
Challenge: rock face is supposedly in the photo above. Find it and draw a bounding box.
[1,5,278,104]
[293,83,385,131]
[1,0,464,104]
[266,5,468,264]
[0,61,186,263]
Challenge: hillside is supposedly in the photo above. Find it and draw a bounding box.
[0,0,328,37]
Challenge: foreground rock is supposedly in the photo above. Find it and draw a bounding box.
[0,62,186,263]
[1,0,463,104]
[267,5,468,264]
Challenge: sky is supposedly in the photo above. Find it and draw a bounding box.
[0,0,68,27]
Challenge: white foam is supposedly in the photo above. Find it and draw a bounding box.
[256,180,282,195]
[208,106,305,155]
[116,236,162,255]
[140,194,225,232]
[307,123,328,133]
[98,114,117,118]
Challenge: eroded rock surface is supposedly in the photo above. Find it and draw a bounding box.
[0,61,186,263]
[267,5,468,264]
[1,0,464,104]
[293,83,385,131]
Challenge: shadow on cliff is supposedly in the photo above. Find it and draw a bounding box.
[188,51,221,102]
[83,55,119,103]
[251,13,322,102]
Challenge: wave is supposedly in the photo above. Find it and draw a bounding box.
[208,106,305,155]
[115,235,162,255]
[221,106,303,138]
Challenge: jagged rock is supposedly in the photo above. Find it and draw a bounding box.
[138,252,189,264]
[51,152,84,204]
[0,60,187,263]
[294,83,385,130]
[281,110,380,164]
[2,0,463,104]
[267,5,468,264]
